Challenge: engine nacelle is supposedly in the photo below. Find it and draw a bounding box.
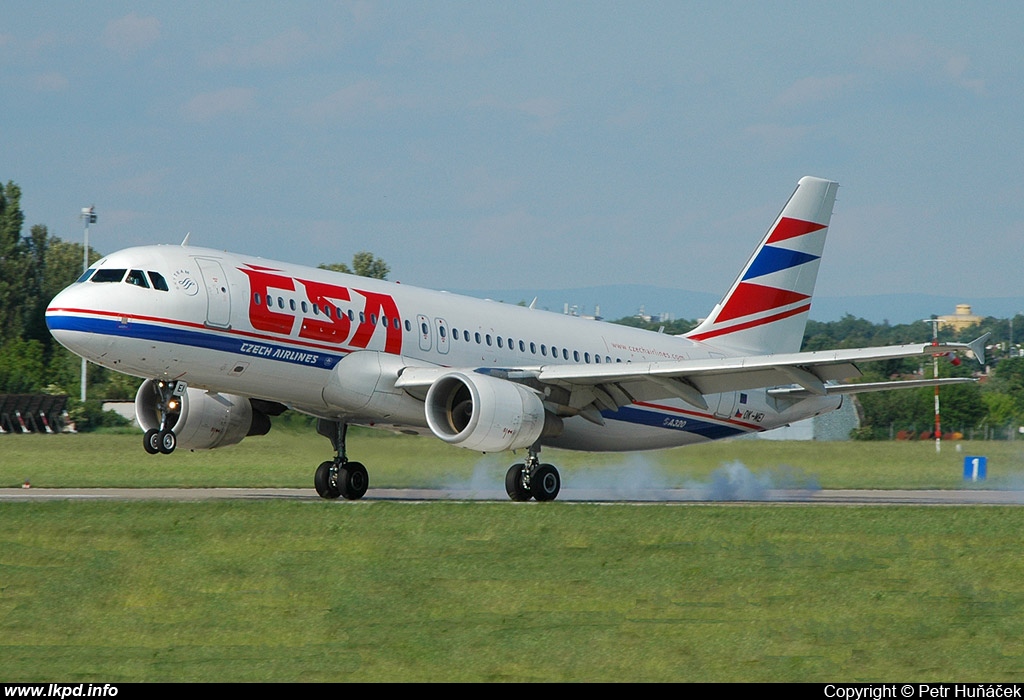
[135,379,271,450]
[424,371,562,452]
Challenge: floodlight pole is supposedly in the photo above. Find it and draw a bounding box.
[80,206,96,403]
[923,316,942,453]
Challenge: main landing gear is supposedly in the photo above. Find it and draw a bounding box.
[314,420,369,500]
[142,380,183,455]
[311,422,561,502]
[505,447,561,502]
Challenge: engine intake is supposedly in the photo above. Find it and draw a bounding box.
[424,372,562,452]
[135,379,270,450]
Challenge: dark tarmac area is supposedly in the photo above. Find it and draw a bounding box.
[2,487,1022,504]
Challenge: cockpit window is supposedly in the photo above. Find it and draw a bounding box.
[126,270,150,288]
[90,268,127,283]
[76,269,95,283]
[148,271,169,291]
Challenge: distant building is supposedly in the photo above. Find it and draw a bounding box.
[102,400,138,427]
[757,397,860,441]
[938,304,982,332]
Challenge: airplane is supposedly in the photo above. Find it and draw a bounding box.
[45,176,988,502]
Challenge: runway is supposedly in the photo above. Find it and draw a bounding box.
[2,486,1023,504]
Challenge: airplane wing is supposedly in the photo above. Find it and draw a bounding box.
[396,334,989,419]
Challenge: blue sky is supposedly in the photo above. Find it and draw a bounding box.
[3,2,1023,317]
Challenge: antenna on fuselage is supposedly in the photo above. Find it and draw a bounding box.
[180,232,191,247]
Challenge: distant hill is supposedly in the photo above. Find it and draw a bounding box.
[450,284,1023,325]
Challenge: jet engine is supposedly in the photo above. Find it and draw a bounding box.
[424,371,562,452]
[134,379,272,450]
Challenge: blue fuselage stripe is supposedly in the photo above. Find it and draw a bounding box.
[605,405,748,440]
[47,315,344,370]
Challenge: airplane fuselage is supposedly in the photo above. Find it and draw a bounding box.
[46,243,840,452]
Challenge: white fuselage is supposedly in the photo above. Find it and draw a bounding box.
[46,244,841,452]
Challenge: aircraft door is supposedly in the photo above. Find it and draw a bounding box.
[435,318,450,355]
[416,314,432,352]
[195,258,232,329]
[713,391,738,420]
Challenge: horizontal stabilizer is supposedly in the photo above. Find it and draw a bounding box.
[768,377,977,399]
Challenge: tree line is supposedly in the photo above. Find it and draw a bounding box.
[1,178,1021,438]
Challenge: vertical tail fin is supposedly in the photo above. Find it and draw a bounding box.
[685,176,839,354]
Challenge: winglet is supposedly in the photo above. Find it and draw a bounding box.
[968,333,990,365]
[181,232,191,247]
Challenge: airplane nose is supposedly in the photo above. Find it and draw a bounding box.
[46,284,74,323]
[45,284,90,353]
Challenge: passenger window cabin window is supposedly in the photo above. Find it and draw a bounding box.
[475,332,481,344]
[254,293,262,306]
[562,348,568,360]
[530,342,536,354]
[301,301,308,313]
[573,350,580,362]
[404,319,412,331]
[148,271,169,291]
[519,340,526,353]
[541,345,547,356]
[290,299,296,311]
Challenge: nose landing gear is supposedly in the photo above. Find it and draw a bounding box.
[142,380,183,455]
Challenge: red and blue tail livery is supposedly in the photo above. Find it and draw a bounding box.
[687,176,837,353]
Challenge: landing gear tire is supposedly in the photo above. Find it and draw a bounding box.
[339,461,368,500]
[143,429,160,455]
[158,429,176,454]
[313,421,369,501]
[505,463,532,502]
[531,463,561,502]
[314,460,341,499]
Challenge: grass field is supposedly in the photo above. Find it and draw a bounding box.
[3,431,1024,681]
[5,429,1024,490]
